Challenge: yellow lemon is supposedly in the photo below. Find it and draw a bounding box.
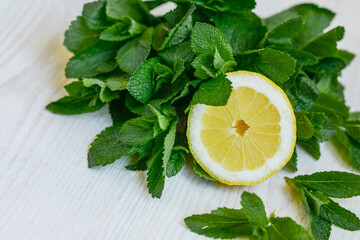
[187,71,296,185]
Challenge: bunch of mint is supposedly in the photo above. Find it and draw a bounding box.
[47,0,360,198]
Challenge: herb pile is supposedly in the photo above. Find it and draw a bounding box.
[185,172,360,239]
[47,0,359,199]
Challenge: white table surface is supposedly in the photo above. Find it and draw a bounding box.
[1,0,360,239]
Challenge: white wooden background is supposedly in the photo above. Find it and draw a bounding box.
[1,0,360,239]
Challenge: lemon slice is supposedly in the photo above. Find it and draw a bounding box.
[187,71,296,185]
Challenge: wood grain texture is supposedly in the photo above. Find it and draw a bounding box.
[0,0,359,239]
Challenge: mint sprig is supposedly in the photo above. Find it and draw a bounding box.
[47,0,359,198]
[184,191,313,239]
[286,171,360,239]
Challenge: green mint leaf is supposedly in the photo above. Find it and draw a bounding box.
[83,78,119,103]
[46,94,105,115]
[267,217,313,240]
[273,48,318,66]
[320,199,360,231]
[333,128,360,170]
[334,49,356,65]
[310,215,331,240]
[302,27,345,58]
[106,0,150,23]
[304,190,330,216]
[241,191,268,227]
[127,58,159,104]
[304,58,346,76]
[296,112,314,140]
[148,104,171,131]
[286,147,298,172]
[166,146,188,177]
[264,4,335,47]
[159,3,195,50]
[214,12,267,55]
[265,16,304,46]
[235,48,296,83]
[116,27,154,74]
[162,119,178,175]
[109,97,137,125]
[82,1,111,30]
[100,17,146,42]
[345,112,360,141]
[309,93,349,125]
[190,74,232,106]
[64,16,101,54]
[126,141,153,171]
[184,207,252,239]
[298,136,320,159]
[288,75,319,112]
[307,112,336,142]
[158,41,195,69]
[189,0,256,13]
[293,171,360,198]
[65,40,119,78]
[191,22,234,63]
[146,134,166,198]
[64,81,85,96]
[88,124,132,167]
[118,116,155,147]
[193,160,216,181]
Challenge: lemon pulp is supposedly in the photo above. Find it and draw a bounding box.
[201,87,281,171]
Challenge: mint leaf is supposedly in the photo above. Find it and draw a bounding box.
[64,16,100,54]
[190,74,232,106]
[267,217,313,240]
[307,112,336,142]
[158,41,195,69]
[193,160,216,181]
[302,27,345,58]
[264,4,335,47]
[116,27,154,74]
[83,78,119,103]
[311,215,331,240]
[146,134,166,198]
[320,199,360,231]
[109,97,136,124]
[162,119,178,175]
[310,93,349,124]
[241,191,267,227]
[100,17,146,42]
[166,146,188,177]
[82,1,111,30]
[191,22,234,63]
[214,12,267,55]
[159,3,195,50]
[106,0,150,23]
[265,16,304,46]
[235,48,296,83]
[298,136,320,159]
[333,128,360,170]
[127,58,159,104]
[46,94,105,115]
[184,207,252,239]
[296,112,314,140]
[66,40,119,78]
[189,0,256,13]
[119,116,155,147]
[345,112,360,141]
[88,124,132,167]
[286,147,298,172]
[288,75,319,112]
[292,171,360,198]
